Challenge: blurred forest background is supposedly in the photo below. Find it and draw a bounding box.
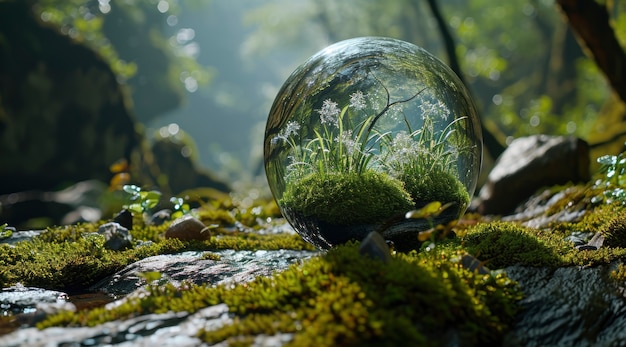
[24,0,624,174]
[2,0,626,226]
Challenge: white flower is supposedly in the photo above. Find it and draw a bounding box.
[419,99,450,121]
[335,130,356,155]
[282,121,301,138]
[419,100,434,120]
[391,131,415,153]
[349,91,366,110]
[317,99,340,126]
[436,100,450,121]
[274,121,301,144]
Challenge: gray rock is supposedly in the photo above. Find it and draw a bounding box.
[98,222,132,251]
[112,209,133,230]
[503,263,626,346]
[0,284,68,312]
[499,185,592,230]
[476,135,590,215]
[0,229,45,246]
[91,249,317,296]
[0,303,231,347]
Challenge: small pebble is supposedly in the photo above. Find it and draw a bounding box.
[359,231,391,264]
[98,222,132,251]
[112,209,133,230]
[165,215,211,241]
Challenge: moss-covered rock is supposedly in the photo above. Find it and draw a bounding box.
[38,243,523,346]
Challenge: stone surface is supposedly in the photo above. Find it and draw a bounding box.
[0,284,68,314]
[112,209,133,230]
[475,135,590,215]
[0,248,314,346]
[91,249,317,296]
[501,185,588,229]
[0,180,107,229]
[503,263,626,346]
[0,303,231,347]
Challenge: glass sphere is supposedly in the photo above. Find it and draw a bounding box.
[264,37,482,251]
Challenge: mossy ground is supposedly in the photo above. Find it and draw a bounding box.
[280,169,470,227]
[4,183,626,345]
[38,243,522,346]
[400,168,470,210]
[280,170,414,225]
[0,199,313,291]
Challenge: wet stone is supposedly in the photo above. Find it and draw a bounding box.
[0,284,68,315]
[91,249,317,296]
[0,229,45,246]
[147,209,171,226]
[564,231,594,246]
[0,304,231,347]
[500,185,588,229]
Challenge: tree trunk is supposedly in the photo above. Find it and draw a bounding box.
[424,0,506,158]
[556,0,626,105]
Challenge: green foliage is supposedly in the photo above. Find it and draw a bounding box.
[33,0,213,120]
[596,146,626,204]
[610,262,626,285]
[400,167,469,208]
[170,196,191,220]
[462,221,565,268]
[244,0,608,144]
[0,223,12,240]
[276,85,471,225]
[38,243,523,346]
[34,0,137,79]
[280,170,414,225]
[122,184,162,215]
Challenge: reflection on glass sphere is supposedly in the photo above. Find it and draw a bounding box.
[264,37,482,251]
